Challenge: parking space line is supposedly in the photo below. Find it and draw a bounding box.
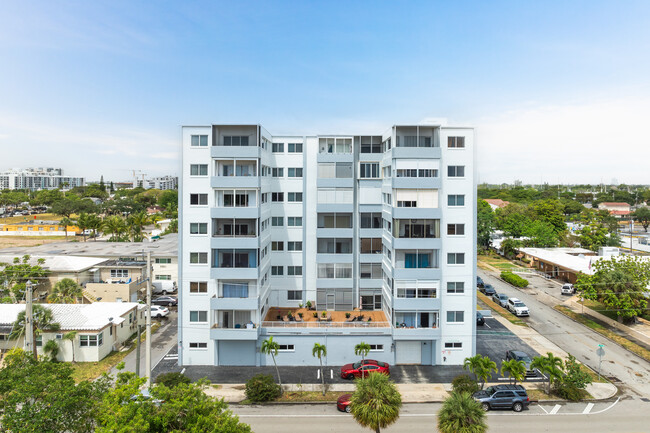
[538,404,548,414]
[330,369,333,379]
[484,323,491,328]
[317,369,320,379]
[549,404,561,414]
[582,403,594,414]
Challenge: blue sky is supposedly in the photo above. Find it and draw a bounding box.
[1,1,649,184]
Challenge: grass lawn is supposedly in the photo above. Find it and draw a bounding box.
[276,391,347,402]
[478,253,524,272]
[578,299,619,322]
[477,292,528,326]
[554,305,650,364]
[0,213,65,224]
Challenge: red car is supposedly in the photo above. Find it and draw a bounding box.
[340,360,390,379]
[337,393,352,412]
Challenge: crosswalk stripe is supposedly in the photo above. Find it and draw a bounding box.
[582,403,594,414]
[549,404,561,414]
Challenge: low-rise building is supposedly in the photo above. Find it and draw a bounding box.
[598,202,631,217]
[0,221,80,236]
[483,198,510,211]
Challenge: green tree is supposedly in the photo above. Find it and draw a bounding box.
[561,354,592,390]
[127,211,151,242]
[496,204,531,237]
[500,237,522,259]
[60,216,73,241]
[48,278,83,303]
[0,255,49,301]
[477,199,495,249]
[500,359,526,385]
[43,339,60,362]
[437,391,487,433]
[522,220,558,247]
[76,212,92,242]
[463,355,497,389]
[159,189,178,209]
[528,199,567,234]
[9,304,61,359]
[312,342,328,395]
[463,354,483,382]
[261,336,282,389]
[86,213,102,241]
[63,331,78,362]
[575,255,650,321]
[355,341,371,377]
[633,206,650,232]
[101,215,128,242]
[531,352,564,395]
[349,370,402,433]
[0,348,110,433]
[578,209,620,251]
[51,197,78,218]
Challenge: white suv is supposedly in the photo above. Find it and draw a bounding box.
[507,298,529,317]
[561,283,575,295]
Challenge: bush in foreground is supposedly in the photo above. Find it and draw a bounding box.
[500,271,529,288]
[245,374,282,402]
[155,372,191,388]
[451,374,479,395]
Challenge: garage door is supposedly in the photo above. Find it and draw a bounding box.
[396,341,422,364]
[218,341,256,366]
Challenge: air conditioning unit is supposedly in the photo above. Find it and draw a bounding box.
[55,334,63,339]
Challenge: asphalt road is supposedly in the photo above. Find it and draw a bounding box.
[478,269,650,397]
[232,399,646,433]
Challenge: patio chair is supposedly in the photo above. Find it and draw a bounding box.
[294,315,303,322]
[234,324,241,329]
[326,312,332,321]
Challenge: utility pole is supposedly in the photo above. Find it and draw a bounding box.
[145,251,152,388]
[135,324,142,377]
[25,280,34,357]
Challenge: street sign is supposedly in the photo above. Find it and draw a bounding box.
[596,344,605,380]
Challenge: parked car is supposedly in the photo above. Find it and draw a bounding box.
[561,283,575,295]
[152,296,177,307]
[505,350,536,377]
[130,388,164,406]
[337,393,352,412]
[340,360,390,379]
[476,311,485,326]
[507,298,529,317]
[152,280,177,295]
[477,276,485,288]
[473,384,530,412]
[492,293,509,308]
[150,305,169,318]
[481,284,496,296]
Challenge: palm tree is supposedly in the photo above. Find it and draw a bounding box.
[43,339,59,362]
[86,213,102,241]
[312,343,327,396]
[59,216,73,241]
[355,341,371,377]
[349,370,402,433]
[127,211,151,242]
[464,355,497,389]
[463,354,483,383]
[261,336,282,390]
[63,331,77,362]
[531,352,564,394]
[76,212,91,242]
[48,278,82,304]
[437,391,487,433]
[500,359,526,385]
[9,304,60,359]
[101,215,127,242]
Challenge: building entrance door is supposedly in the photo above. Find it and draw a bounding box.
[326,294,335,310]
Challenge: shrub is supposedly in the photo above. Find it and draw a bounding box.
[245,374,282,402]
[155,372,191,388]
[451,374,479,395]
[553,380,584,401]
[500,271,529,288]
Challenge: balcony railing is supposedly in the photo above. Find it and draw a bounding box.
[261,321,391,328]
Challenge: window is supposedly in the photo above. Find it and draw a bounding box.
[444,342,463,349]
[319,137,352,154]
[317,213,352,228]
[272,167,284,178]
[447,311,465,323]
[360,263,382,279]
[36,335,42,347]
[272,266,284,276]
[272,192,284,202]
[447,282,465,294]
[447,165,465,177]
[110,269,129,278]
[403,251,435,268]
[272,241,284,251]
[287,266,303,276]
[360,213,382,229]
[288,142,303,153]
[189,342,208,349]
[189,311,208,322]
[395,288,437,298]
[80,335,98,347]
[360,238,382,254]
[155,274,172,280]
[447,253,465,265]
[396,168,438,178]
[317,188,353,204]
[287,241,303,251]
[393,219,440,238]
[278,344,295,351]
[271,217,284,227]
[190,252,208,264]
[190,193,208,205]
[288,167,303,177]
[447,224,465,236]
[397,135,432,147]
[447,136,465,148]
[190,164,208,176]
[360,136,382,153]
[448,194,465,206]
[190,282,208,293]
[223,136,250,146]
[261,193,268,204]
[317,162,353,178]
[317,263,352,278]
[190,223,208,234]
[287,217,303,226]
[359,163,380,178]
[191,135,208,147]
[98,332,103,346]
[288,192,303,202]
[272,142,284,152]
[155,258,172,264]
[287,291,302,302]
[369,344,384,351]
[317,238,352,254]
[215,249,257,268]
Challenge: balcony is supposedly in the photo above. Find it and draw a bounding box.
[392,311,440,339]
[261,307,390,329]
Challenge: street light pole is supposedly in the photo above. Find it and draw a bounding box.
[145,251,152,388]
[25,280,34,357]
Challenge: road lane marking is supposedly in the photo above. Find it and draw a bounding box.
[582,403,594,414]
[549,404,561,414]
[180,368,186,375]
[317,369,320,379]
[590,397,620,414]
[538,405,548,414]
[485,323,491,328]
[330,369,333,379]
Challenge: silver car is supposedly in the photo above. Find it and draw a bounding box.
[492,293,509,308]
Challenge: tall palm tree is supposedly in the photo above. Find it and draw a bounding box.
[63,331,77,362]
[463,354,483,383]
[500,359,526,385]
[75,212,91,242]
[312,343,327,396]
[48,278,82,304]
[59,217,73,241]
[261,336,282,389]
[355,342,371,378]
[475,356,498,389]
[9,305,60,359]
[349,371,402,433]
[531,352,564,394]
[437,391,487,433]
[127,211,151,242]
[101,215,127,242]
[86,213,102,241]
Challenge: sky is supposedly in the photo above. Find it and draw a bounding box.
[0,1,649,185]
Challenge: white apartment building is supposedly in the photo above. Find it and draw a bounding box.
[0,168,84,191]
[179,123,476,367]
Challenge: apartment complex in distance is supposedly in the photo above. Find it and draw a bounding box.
[179,123,476,367]
[0,168,84,190]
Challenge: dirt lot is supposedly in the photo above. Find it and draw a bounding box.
[0,236,67,249]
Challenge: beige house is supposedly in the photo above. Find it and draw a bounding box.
[83,259,147,302]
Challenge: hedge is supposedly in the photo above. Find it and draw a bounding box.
[500,271,529,288]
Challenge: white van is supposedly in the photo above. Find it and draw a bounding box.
[152,280,177,295]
